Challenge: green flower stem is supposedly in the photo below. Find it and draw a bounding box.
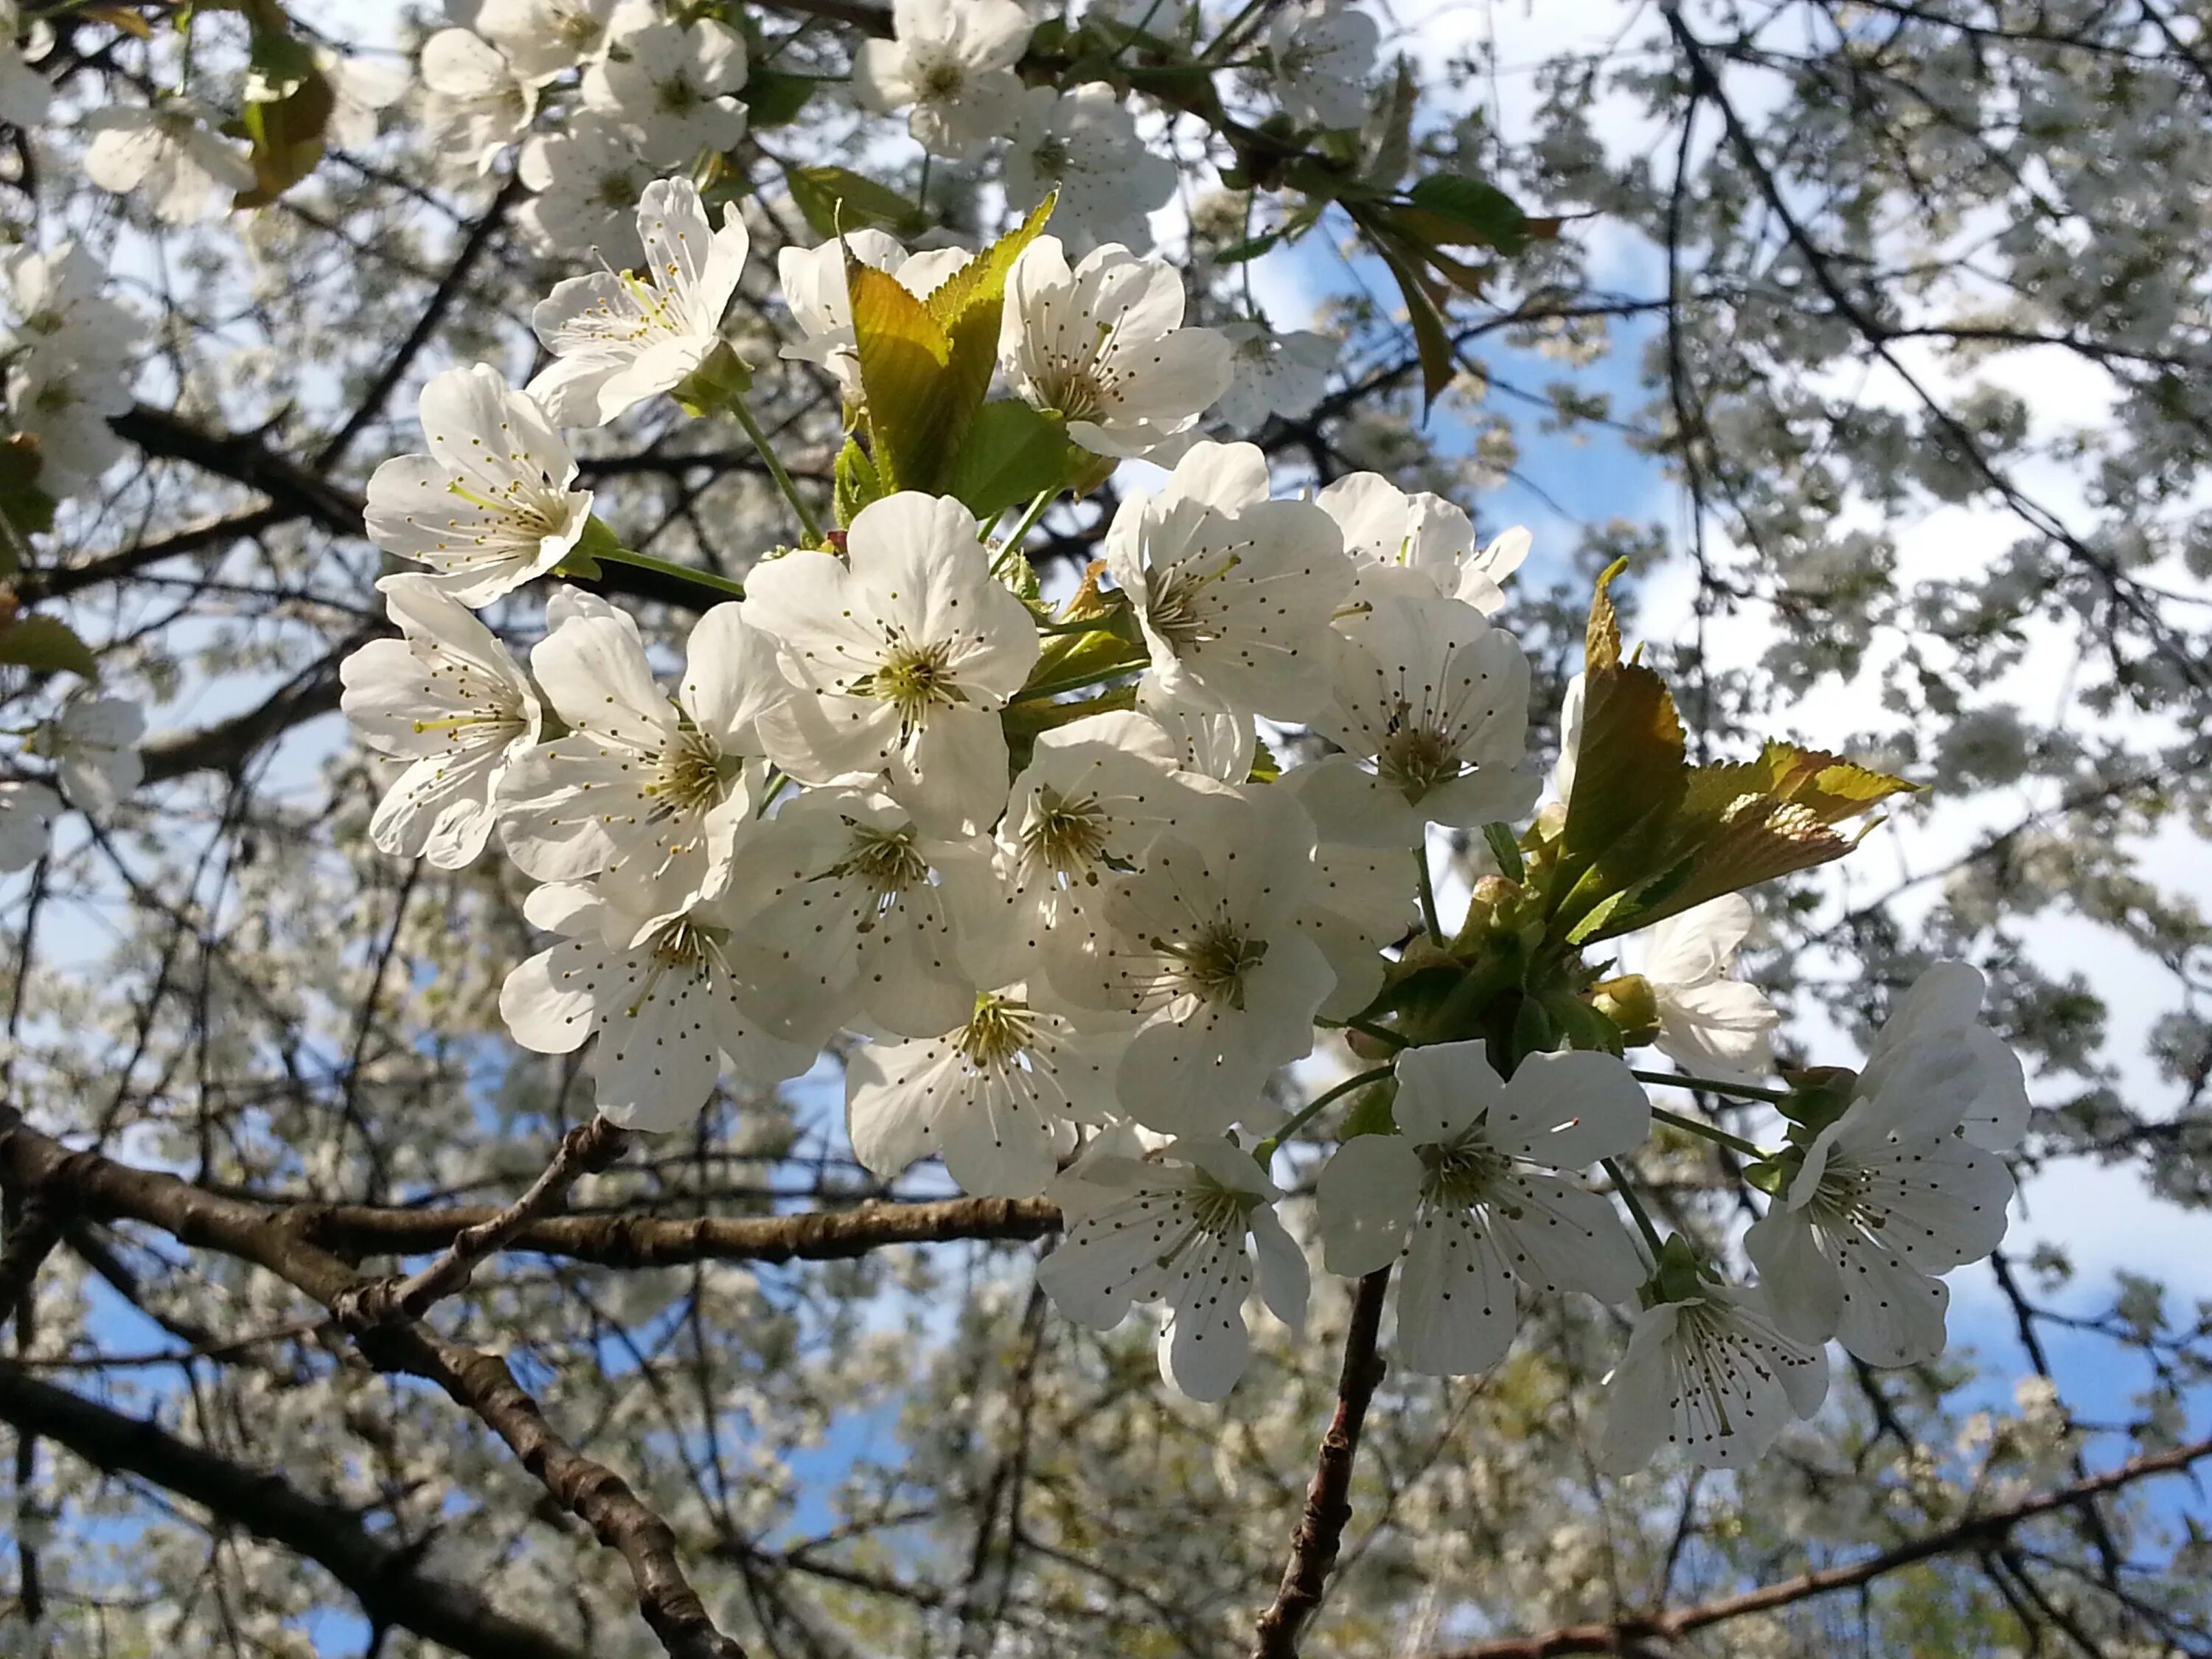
[1202,0,1273,62]
[1006,655,1147,706]
[1602,1156,1669,1266]
[1253,1063,1398,1163]
[1647,1105,1768,1160]
[992,487,1058,577]
[577,544,748,602]
[1415,848,1444,946]
[1630,1068,1792,1105]
[728,394,824,547]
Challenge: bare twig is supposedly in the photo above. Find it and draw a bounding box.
[335,1116,632,1326]
[1252,1267,1392,1658]
[1426,1434,2212,1658]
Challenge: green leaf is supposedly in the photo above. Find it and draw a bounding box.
[1407,173,1531,254]
[235,58,334,207]
[834,436,885,529]
[1368,232,1456,410]
[1559,561,1686,871]
[943,400,1082,523]
[0,616,100,680]
[1210,230,1282,265]
[1481,821,1525,883]
[742,70,817,130]
[1361,58,1419,189]
[787,165,928,240]
[846,255,951,493]
[923,195,1056,466]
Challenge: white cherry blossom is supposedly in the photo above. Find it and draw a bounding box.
[1857,960,2032,1152]
[1003,85,1175,254]
[1298,591,1538,849]
[43,695,142,814]
[498,591,785,911]
[744,492,1040,833]
[582,11,746,166]
[478,0,619,84]
[852,0,1032,161]
[1038,1130,1308,1401]
[846,984,1129,1197]
[1635,896,1781,1083]
[1000,238,1233,460]
[501,880,815,1130]
[8,361,129,495]
[338,575,543,870]
[1318,1043,1649,1376]
[714,785,1002,1046]
[1596,1281,1829,1473]
[420,29,535,175]
[1276,767,1416,1021]
[7,241,145,380]
[317,50,411,151]
[527,176,749,426]
[1104,441,1353,723]
[1066,791,1335,1135]
[516,114,655,256]
[995,709,1210,997]
[1266,0,1377,131]
[1213,321,1335,437]
[82,99,254,223]
[777,229,967,403]
[0,781,59,872]
[364,364,594,607]
[1315,472,1526,613]
[1746,1016,2017,1366]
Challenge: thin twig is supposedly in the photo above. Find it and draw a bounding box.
[1252,1267,1392,1658]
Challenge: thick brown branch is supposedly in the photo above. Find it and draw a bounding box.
[0,1360,585,1659]
[1252,1267,1392,1658]
[287,1192,1062,1268]
[1429,1434,2212,1658]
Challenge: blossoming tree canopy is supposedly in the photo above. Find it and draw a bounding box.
[5,0,2212,1655]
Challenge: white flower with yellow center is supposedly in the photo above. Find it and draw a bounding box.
[1297,591,1537,849]
[999,238,1234,460]
[501,880,814,1130]
[846,984,1130,1197]
[498,591,787,913]
[852,0,1032,160]
[1596,1281,1829,1472]
[744,492,1040,834]
[526,177,750,427]
[364,364,594,608]
[1314,471,1528,613]
[714,785,1004,1046]
[339,575,542,869]
[1317,1043,1649,1377]
[1062,791,1334,1135]
[1038,1129,1309,1401]
[1745,983,2017,1366]
[81,97,254,223]
[1003,85,1175,254]
[1103,441,1353,723]
[582,10,747,167]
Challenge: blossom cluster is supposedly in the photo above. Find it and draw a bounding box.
[0,235,149,874]
[338,173,2034,1467]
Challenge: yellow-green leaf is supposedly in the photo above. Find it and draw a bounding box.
[847,254,950,493]
[923,195,1055,464]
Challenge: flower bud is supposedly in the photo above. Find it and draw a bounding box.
[1589,973,1661,1046]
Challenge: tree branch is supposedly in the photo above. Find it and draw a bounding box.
[0,1360,587,1659]
[1251,1267,1391,1658]
[1428,1434,2212,1658]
